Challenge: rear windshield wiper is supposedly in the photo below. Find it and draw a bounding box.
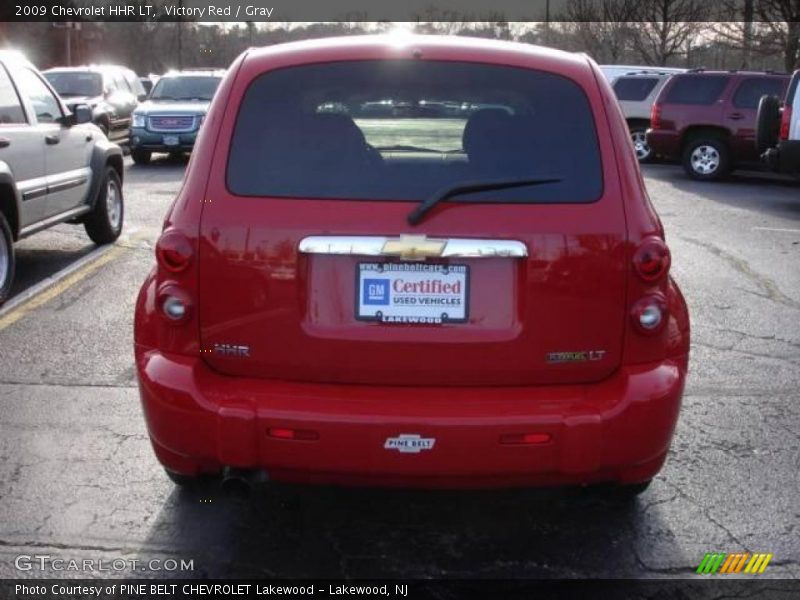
[407,176,563,226]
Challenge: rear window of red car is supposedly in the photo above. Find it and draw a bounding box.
[227,60,603,204]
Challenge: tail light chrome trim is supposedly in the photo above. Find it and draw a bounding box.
[299,235,528,260]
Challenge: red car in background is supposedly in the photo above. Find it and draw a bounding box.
[647,70,789,180]
[134,36,690,495]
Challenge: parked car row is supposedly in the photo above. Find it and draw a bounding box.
[605,64,797,180]
[42,65,224,163]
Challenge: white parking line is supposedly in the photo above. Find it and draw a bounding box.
[752,227,800,234]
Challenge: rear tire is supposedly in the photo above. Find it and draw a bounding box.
[0,213,15,307]
[630,126,653,163]
[84,167,124,245]
[682,136,730,181]
[756,94,781,154]
[131,149,151,165]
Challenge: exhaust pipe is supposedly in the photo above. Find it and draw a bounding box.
[220,467,266,497]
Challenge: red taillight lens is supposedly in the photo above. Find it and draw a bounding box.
[779,105,792,141]
[156,230,193,273]
[633,237,671,282]
[631,294,668,335]
[650,103,662,129]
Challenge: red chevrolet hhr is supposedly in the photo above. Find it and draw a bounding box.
[134,35,690,495]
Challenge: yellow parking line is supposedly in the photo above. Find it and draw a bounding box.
[0,235,144,332]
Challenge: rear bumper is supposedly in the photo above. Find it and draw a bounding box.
[135,348,688,488]
[763,141,800,174]
[646,129,681,160]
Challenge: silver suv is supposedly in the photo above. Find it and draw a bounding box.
[612,72,674,162]
[0,51,125,305]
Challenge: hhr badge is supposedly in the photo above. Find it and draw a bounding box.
[214,343,250,357]
[384,434,436,454]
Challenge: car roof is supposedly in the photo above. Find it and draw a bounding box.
[601,64,686,72]
[614,72,673,80]
[43,64,134,74]
[674,69,789,78]
[241,34,594,79]
[161,69,226,78]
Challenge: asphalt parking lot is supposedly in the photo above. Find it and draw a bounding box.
[0,158,798,579]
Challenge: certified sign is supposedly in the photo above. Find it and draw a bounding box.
[357,263,468,324]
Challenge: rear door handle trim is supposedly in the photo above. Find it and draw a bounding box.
[45,135,60,145]
[728,113,745,120]
[0,137,10,148]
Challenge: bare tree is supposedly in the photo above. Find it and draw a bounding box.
[627,0,712,66]
[709,1,799,71]
[563,0,639,62]
[756,0,800,71]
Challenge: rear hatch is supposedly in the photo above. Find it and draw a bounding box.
[198,59,627,387]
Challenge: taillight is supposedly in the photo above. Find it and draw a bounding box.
[779,105,792,141]
[651,103,662,130]
[156,229,193,273]
[631,294,668,335]
[633,237,671,282]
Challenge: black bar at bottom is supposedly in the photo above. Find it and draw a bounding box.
[1,579,799,600]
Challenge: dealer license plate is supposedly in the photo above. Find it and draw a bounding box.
[163,135,180,146]
[356,263,468,324]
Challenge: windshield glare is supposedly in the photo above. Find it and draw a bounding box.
[227,61,603,204]
[150,76,221,101]
[44,72,102,97]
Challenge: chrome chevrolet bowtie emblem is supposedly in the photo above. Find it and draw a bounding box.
[381,235,446,261]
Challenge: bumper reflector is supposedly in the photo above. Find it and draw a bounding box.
[267,427,319,441]
[500,432,552,445]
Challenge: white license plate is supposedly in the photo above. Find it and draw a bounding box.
[357,263,468,324]
[163,135,179,146]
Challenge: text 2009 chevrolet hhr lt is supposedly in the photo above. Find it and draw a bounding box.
[134,35,690,495]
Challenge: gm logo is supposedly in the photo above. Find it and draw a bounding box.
[363,279,389,305]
